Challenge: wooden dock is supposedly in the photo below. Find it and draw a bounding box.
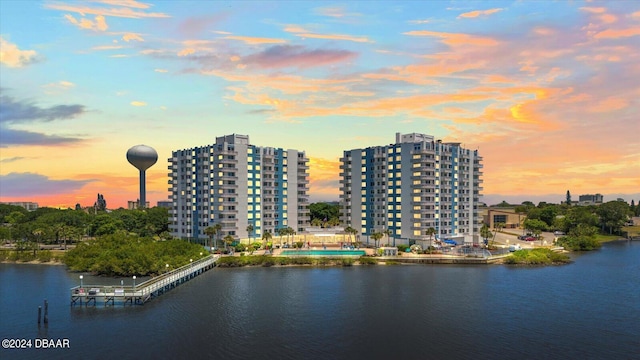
[70,255,219,306]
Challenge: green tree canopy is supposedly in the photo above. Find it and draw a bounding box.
[596,201,631,234]
[309,202,340,224]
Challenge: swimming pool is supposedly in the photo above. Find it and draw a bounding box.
[280,249,366,257]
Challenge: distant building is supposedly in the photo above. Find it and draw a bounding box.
[128,200,150,210]
[157,200,172,208]
[578,193,603,206]
[1,202,39,211]
[339,132,483,245]
[483,208,523,229]
[94,193,107,211]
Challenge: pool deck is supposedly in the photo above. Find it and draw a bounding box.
[270,247,375,257]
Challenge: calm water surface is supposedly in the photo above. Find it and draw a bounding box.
[1,241,639,360]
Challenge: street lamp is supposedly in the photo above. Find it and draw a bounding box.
[79,275,83,289]
[132,276,136,289]
[166,264,169,273]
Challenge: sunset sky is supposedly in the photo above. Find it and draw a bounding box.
[1,0,639,209]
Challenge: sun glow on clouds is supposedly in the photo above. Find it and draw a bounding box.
[64,14,108,31]
[458,8,503,19]
[122,33,144,42]
[2,2,640,207]
[0,37,37,67]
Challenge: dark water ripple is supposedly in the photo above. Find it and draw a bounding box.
[1,241,639,360]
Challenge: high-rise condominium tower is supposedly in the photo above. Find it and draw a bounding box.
[339,133,483,245]
[168,134,310,241]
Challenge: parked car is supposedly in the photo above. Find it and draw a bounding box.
[518,235,528,240]
[509,244,522,252]
[554,231,565,235]
[525,236,536,241]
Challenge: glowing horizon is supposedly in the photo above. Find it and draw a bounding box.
[1,1,639,208]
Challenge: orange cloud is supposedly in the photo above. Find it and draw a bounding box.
[594,27,640,39]
[308,157,340,201]
[42,80,75,94]
[45,3,169,19]
[458,8,503,19]
[122,32,144,41]
[95,0,151,9]
[403,30,499,47]
[64,14,108,31]
[177,48,195,56]
[0,37,37,67]
[580,7,607,14]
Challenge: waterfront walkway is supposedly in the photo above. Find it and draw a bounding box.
[70,255,219,306]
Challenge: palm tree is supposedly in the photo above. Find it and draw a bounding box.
[480,224,491,246]
[204,226,217,251]
[426,227,436,252]
[344,226,356,244]
[274,228,283,247]
[32,228,44,249]
[371,231,383,248]
[262,230,273,252]
[223,234,235,252]
[383,229,392,246]
[54,224,67,250]
[491,222,505,247]
[213,223,222,249]
[246,224,254,245]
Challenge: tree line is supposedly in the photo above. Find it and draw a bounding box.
[511,200,636,251]
[0,204,170,246]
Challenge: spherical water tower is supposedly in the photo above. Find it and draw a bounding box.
[126,145,158,209]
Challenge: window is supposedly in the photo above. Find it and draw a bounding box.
[493,215,507,224]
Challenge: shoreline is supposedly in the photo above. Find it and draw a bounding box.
[2,238,633,269]
[0,260,65,266]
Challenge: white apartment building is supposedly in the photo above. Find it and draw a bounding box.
[339,133,483,245]
[168,134,310,241]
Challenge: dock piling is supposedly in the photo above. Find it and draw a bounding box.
[44,299,48,324]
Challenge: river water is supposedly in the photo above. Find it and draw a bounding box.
[1,241,639,360]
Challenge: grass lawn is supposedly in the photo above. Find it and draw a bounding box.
[594,234,625,243]
[624,225,640,237]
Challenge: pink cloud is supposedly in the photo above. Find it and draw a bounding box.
[403,30,499,47]
[223,35,287,45]
[458,8,503,19]
[242,45,357,69]
[177,14,227,37]
[594,27,640,39]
